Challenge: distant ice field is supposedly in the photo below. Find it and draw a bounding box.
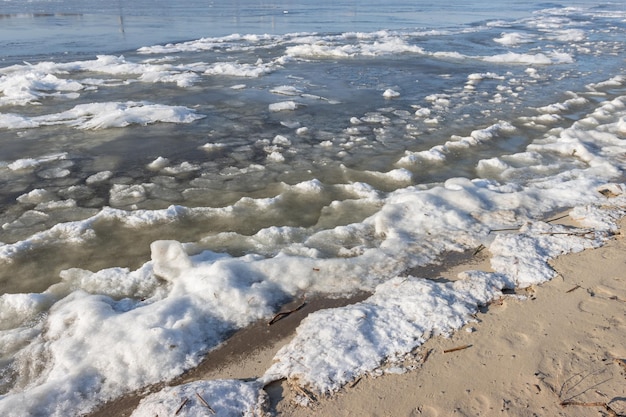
[0,1,625,416]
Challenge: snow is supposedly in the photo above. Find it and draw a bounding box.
[0,102,205,130]
[131,379,267,417]
[263,272,513,393]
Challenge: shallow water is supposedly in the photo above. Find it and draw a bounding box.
[0,1,625,415]
[2,11,624,291]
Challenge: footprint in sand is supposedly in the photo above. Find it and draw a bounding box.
[503,331,531,350]
[578,278,626,324]
[411,405,439,417]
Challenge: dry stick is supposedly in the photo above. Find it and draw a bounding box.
[561,401,620,417]
[473,244,485,256]
[421,348,433,364]
[566,284,581,293]
[268,300,307,325]
[349,377,362,388]
[443,344,472,354]
[489,227,522,233]
[293,384,316,404]
[546,214,570,223]
[174,397,189,415]
[195,392,216,415]
[539,231,593,236]
[561,401,607,407]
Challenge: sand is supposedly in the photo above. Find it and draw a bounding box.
[90,217,626,417]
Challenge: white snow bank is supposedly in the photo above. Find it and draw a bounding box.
[263,272,513,393]
[0,101,205,130]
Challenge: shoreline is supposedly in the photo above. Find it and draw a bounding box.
[272,218,626,417]
[88,215,625,417]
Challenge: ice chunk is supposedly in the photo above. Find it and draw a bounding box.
[151,240,193,281]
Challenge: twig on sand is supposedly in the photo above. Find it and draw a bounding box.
[174,397,189,415]
[473,244,486,256]
[443,344,472,354]
[566,284,581,293]
[349,377,362,388]
[195,392,216,414]
[292,383,317,404]
[560,401,620,417]
[421,348,433,364]
[268,299,307,325]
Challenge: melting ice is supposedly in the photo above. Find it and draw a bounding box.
[1,2,626,416]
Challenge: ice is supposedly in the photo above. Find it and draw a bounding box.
[16,189,54,205]
[204,61,276,77]
[383,89,400,99]
[0,102,205,130]
[147,156,170,171]
[493,32,534,46]
[397,121,516,165]
[285,35,425,58]
[7,153,68,171]
[482,51,574,65]
[262,272,510,393]
[0,293,54,330]
[0,72,84,106]
[85,171,113,184]
[151,240,193,282]
[269,101,302,112]
[270,85,303,96]
[272,134,292,146]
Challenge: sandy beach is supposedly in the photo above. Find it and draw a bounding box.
[89,215,626,417]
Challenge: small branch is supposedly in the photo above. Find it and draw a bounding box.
[561,401,607,407]
[539,230,593,236]
[349,377,362,388]
[195,392,216,414]
[489,227,522,233]
[546,214,570,223]
[560,401,620,416]
[443,344,472,354]
[292,383,317,404]
[473,244,486,256]
[174,397,189,415]
[566,285,581,293]
[421,348,433,364]
[268,299,307,325]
